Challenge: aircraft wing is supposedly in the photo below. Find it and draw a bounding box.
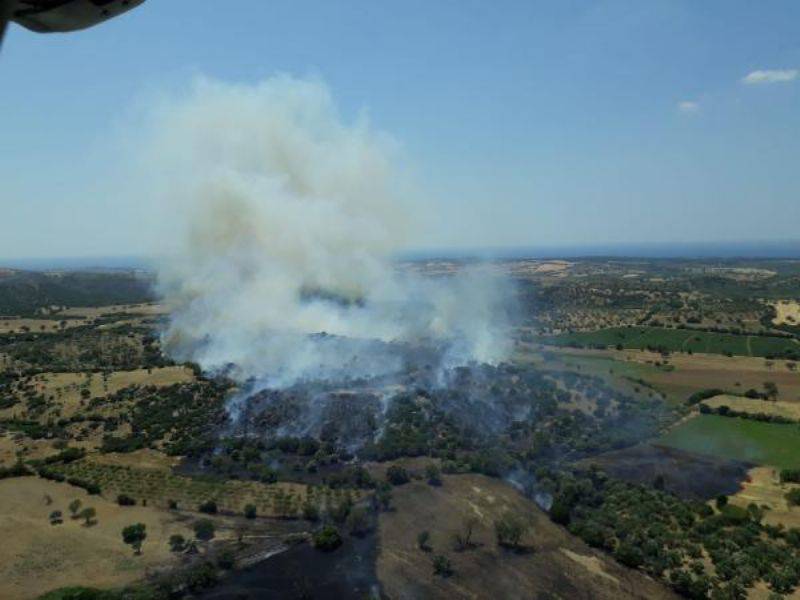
[1,0,145,46]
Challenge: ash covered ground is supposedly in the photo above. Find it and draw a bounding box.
[185,344,680,493]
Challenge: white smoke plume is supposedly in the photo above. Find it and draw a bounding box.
[145,76,512,386]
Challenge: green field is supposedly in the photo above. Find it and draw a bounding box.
[542,326,799,359]
[659,415,800,469]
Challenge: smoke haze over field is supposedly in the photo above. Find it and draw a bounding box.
[147,76,513,386]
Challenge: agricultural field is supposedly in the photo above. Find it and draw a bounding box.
[1,262,799,599]
[49,459,356,519]
[659,415,800,469]
[702,394,800,421]
[542,326,800,359]
[533,346,800,404]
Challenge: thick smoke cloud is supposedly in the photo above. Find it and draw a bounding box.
[147,76,512,386]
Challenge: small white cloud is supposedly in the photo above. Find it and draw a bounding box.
[741,69,798,85]
[677,100,699,114]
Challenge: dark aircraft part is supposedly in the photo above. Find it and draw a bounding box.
[0,0,144,45]
[0,0,12,46]
[13,0,145,33]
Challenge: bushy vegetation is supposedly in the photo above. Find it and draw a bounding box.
[313,525,342,551]
[540,467,800,597]
[545,326,799,360]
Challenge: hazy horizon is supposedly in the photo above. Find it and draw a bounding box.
[4,238,800,272]
[2,1,799,261]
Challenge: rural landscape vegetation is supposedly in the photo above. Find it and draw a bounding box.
[1,259,800,599]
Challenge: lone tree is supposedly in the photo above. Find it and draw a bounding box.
[68,498,82,519]
[79,506,97,527]
[122,523,147,555]
[453,516,479,551]
[494,512,529,550]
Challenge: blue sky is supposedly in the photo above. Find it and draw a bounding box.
[1,0,799,259]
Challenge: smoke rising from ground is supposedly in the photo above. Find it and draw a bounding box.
[147,76,512,386]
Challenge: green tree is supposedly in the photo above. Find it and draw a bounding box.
[386,465,410,485]
[495,512,528,550]
[194,518,216,542]
[244,504,257,519]
[313,525,342,552]
[68,498,82,519]
[79,507,96,526]
[122,523,147,555]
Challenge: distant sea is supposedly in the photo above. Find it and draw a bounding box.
[3,241,800,271]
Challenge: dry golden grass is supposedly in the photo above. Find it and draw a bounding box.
[2,367,196,421]
[57,303,167,319]
[0,433,59,466]
[0,477,191,600]
[730,467,800,531]
[376,470,675,600]
[0,318,86,334]
[769,300,800,326]
[703,395,800,420]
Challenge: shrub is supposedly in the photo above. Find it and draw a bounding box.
[386,465,410,486]
[495,512,528,549]
[313,525,342,552]
[0,461,33,480]
[302,501,320,521]
[117,494,136,506]
[194,519,216,542]
[417,530,431,552]
[346,507,371,537]
[169,534,186,552]
[432,554,453,577]
[216,549,235,570]
[614,542,644,569]
[425,464,442,486]
[244,504,257,519]
[184,561,218,592]
[786,488,800,506]
[781,469,800,484]
[198,500,218,514]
